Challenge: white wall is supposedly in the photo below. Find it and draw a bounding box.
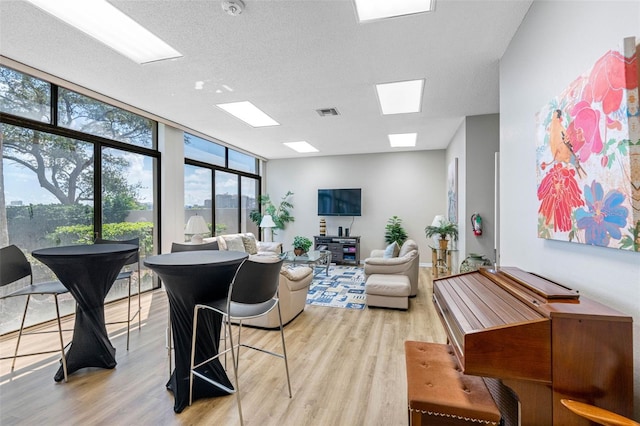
[464,115,499,262]
[500,0,640,415]
[158,124,185,254]
[446,114,500,270]
[446,120,466,267]
[265,151,446,264]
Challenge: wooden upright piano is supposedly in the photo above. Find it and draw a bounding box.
[433,266,633,425]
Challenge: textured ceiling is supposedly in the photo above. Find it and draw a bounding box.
[0,0,532,159]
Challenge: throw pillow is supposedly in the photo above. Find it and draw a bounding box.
[241,235,258,255]
[221,234,246,252]
[383,242,400,258]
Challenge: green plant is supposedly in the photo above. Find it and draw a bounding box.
[384,215,408,246]
[249,191,295,235]
[292,236,312,252]
[425,219,458,241]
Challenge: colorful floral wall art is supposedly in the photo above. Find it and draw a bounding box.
[536,37,639,251]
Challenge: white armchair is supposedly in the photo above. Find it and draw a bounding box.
[364,239,420,296]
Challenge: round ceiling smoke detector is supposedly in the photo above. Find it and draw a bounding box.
[221,0,245,16]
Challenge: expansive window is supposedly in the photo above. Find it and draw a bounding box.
[0,66,51,122]
[1,124,93,332]
[183,133,260,239]
[58,88,155,149]
[0,65,159,334]
[184,164,212,240]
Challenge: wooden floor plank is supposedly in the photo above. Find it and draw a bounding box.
[0,267,445,425]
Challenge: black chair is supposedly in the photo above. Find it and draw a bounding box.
[165,240,220,374]
[94,237,141,350]
[0,244,71,382]
[170,241,219,253]
[188,258,291,425]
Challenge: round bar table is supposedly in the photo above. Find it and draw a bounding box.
[144,250,248,413]
[31,243,138,382]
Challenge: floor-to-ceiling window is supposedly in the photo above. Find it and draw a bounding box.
[183,134,260,240]
[0,65,159,334]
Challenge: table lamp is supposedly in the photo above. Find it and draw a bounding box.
[185,215,209,244]
[431,215,446,247]
[259,214,276,242]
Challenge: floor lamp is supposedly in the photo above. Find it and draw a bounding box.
[260,214,276,242]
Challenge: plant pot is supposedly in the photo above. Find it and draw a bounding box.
[294,248,305,256]
[460,253,492,273]
[438,239,449,250]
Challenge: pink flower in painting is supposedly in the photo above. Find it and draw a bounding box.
[582,49,638,115]
[538,163,584,232]
[566,101,603,162]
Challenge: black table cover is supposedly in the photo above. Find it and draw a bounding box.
[31,243,138,382]
[143,250,248,413]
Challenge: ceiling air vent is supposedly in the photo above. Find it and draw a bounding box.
[316,107,340,117]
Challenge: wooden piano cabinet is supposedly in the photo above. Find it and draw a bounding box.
[501,379,553,426]
[432,267,634,426]
[551,315,634,425]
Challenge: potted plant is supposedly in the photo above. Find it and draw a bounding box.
[425,219,458,250]
[292,236,312,256]
[249,191,295,236]
[384,215,408,246]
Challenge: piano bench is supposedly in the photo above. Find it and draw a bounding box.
[405,341,501,426]
[365,274,411,310]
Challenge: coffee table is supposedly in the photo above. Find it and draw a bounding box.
[282,250,331,276]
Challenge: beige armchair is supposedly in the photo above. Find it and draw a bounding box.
[364,239,420,296]
[240,265,313,328]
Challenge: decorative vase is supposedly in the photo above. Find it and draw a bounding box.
[319,218,326,236]
[460,253,492,273]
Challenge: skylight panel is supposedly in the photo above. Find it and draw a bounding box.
[24,0,182,64]
[354,0,435,22]
[376,79,424,115]
[216,101,280,127]
[283,141,319,153]
[388,133,417,147]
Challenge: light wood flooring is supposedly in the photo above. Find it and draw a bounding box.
[0,267,446,425]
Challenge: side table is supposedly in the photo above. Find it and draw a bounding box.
[430,246,457,278]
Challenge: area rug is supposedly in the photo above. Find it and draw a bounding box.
[306,265,366,310]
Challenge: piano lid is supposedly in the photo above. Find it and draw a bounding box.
[498,267,579,300]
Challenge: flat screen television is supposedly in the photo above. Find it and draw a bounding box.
[317,188,362,216]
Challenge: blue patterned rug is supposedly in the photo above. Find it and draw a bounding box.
[306,265,366,310]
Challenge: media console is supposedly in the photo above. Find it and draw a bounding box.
[314,235,360,265]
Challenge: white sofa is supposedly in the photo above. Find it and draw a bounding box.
[201,233,313,328]
[203,232,282,257]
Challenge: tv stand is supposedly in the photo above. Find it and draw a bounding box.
[314,236,360,265]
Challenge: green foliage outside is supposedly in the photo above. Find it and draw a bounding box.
[384,215,408,246]
[49,222,154,254]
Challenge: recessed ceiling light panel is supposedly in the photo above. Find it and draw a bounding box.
[284,141,319,153]
[376,79,424,115]
[354,0,435,22]
[216,101,280,127]
[388,133,417,147]
[24,0,183,64]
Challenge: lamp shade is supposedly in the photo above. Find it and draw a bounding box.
[185,215,209,235]
[431,215,446,246]
[259,214,276,228]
